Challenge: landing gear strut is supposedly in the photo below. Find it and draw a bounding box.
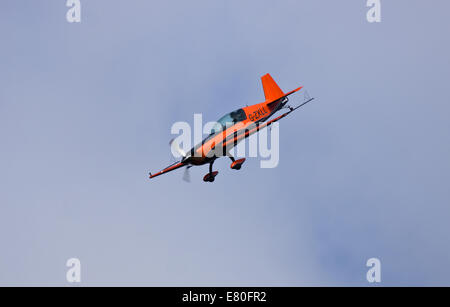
[203,161,218,182]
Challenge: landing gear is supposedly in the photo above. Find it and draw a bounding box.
[230,158,246,170]
[202,155,245,182]
[203,161,218,182]
[203,171,218,182]
[227,152,245,170]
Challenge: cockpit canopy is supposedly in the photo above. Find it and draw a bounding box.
[210,108,247,135]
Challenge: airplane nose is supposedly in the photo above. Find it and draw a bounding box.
[181,155,190,163]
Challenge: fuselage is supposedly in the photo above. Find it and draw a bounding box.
[182,97,287,166]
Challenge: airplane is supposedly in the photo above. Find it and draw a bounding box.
[149,73,314,182]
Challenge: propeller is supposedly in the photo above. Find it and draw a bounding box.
[170,138,192,182]
[169,138,186,158]
[182,165,192,182]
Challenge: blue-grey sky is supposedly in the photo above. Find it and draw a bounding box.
[1,0,450,286]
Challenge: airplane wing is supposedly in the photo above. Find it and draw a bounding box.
[149,161,186,179]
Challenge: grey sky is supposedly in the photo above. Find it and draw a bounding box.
[1,1,450,286]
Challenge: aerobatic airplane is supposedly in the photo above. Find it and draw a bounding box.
[149,73,314,182]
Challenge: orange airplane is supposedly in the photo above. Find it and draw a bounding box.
[149,73,314,182]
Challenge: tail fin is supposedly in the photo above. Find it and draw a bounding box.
[261,73,285,102]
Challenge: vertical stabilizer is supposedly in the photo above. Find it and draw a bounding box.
[261,73,285,102]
